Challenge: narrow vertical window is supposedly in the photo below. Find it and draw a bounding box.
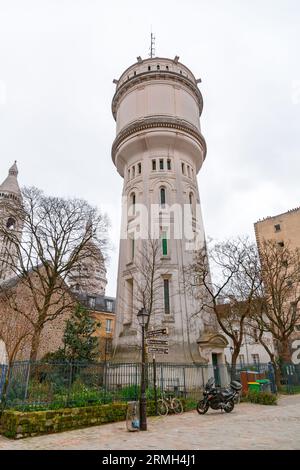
[128,168,130,180]
[131,237,135,260]
[181,162,185,175]
[131,193,136,215]
[159,159,164,170]
[167,159,171,170]
[160,187,166,207]
[189,192,193,206]
[187,165,190,177]
[138,162,142,174]
[132,166,135,178]
[162,231,168,256]
[164,279,170,315]
[152,159,156,171]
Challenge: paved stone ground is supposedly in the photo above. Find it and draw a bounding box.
[0,395,299,450]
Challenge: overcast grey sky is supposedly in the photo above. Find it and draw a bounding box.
[0,0,300,296]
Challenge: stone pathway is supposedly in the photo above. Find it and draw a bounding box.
[0,395,299,450]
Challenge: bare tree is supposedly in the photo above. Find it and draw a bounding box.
[131,238,164,331]
[250,240,300,364]
[185,238,262,373]
[0,187,108,361]
[0,288,33,368]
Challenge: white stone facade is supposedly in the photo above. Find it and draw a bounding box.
[112,57,225,364]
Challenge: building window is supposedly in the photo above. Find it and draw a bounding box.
[274,224,281,232]
[251,354,260,365]
[253,328,258,343]
[278,241,284,248]
[106,319,112,333]
[131,193,136,215]
[105,338,113,355]
[160,187,166,207]
[128,168,130,180]
[138,162,142,174]
[152,159,156,171]
[239,354,245,366]
[131,237,135,260]
[132,166,135,178]
[148,65,151,71]
[6,217,16,230]
[166,65,169,70]
[163,279,170,315]
[159,159,164,170]
[189,192,193,206]
[157,64,160,70]
[106,300,113,312]
[88,297,96,309]
[181,162,185,175]
[187,165,190,177]
[167,159,171,170]
[162,231,168,256]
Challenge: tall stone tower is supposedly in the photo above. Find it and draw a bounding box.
[68,223,107,297]
[0,162,23,282]
[112,56,225,364]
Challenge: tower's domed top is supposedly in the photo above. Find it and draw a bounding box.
[0,161,21,197]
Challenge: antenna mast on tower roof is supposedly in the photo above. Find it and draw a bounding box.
[149,31,155,58]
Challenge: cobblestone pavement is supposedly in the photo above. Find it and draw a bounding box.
[0,395,299,450]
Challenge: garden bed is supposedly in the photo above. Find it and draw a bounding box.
[0,399,195,439]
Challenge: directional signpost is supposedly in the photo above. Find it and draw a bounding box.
[146,327,168,338]
[146,339,169,346]
[147,346,169,355]
[146,326,170,414]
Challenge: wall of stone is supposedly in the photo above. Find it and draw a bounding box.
[0,399,194,439]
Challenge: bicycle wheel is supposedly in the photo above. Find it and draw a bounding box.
[171,398,183,414]
[157,399,168,416]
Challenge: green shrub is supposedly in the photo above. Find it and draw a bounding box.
[243,390,277,405]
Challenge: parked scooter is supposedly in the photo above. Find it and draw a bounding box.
[196,377,242,414]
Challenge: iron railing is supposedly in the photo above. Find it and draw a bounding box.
[0,360,298,411]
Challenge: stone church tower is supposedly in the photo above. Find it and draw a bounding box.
[68,226,107,297]
[111,56,226,364]
[0,162,23,282]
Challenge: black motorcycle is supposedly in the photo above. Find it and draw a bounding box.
[196,377,242,414]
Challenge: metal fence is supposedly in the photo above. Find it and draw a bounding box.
[0,361,299,411]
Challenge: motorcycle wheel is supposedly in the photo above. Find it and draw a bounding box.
[224,400,234,413]
[196,400,209,415]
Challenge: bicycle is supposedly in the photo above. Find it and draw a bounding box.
[157,391,183,416]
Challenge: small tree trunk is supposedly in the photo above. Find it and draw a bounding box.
[279,338,292,364]
[231,350,239,381]
[30,328,42,361]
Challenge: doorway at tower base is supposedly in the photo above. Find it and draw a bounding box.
[197,332,229,386]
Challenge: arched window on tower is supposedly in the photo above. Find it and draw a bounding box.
[6,217,16,230]
[160,187,166,208]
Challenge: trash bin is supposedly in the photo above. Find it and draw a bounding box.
[126,401,140,432]
[256,379,271,392]
[248,382,260,392]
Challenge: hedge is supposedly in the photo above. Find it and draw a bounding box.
[0,398,196,439]
[241,391,278,406]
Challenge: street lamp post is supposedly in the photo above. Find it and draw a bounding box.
[137,308,149,431]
